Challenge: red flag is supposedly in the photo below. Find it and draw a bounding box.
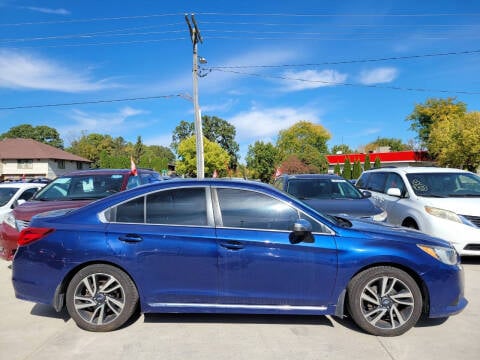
[130,156,138,176]
[274,167,282,178]
[212,169,218,178]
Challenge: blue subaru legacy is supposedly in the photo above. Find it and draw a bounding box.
[12,179,467,336]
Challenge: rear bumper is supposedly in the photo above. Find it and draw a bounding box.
[0,222,20,261]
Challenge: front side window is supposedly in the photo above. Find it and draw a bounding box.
[384,173,407,196]
[216,188,299,231]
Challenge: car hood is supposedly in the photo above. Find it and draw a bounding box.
[417,197,480,216]
[345,217,451,247]
[301,198,382,218]
[12,199,94,221]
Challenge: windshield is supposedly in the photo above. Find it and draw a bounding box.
[406,172,480,197]
[286,178,363,200]
[34,174,125,201]
[0,187,19,206]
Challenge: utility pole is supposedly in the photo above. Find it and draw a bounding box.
[185,13,205,179]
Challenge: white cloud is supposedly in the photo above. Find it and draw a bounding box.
[227,105,321,143]
[0,49,120,92]
[23,7,70,15]
[59,107,149,143]
[358,67,398,85]
[281,69,348,91]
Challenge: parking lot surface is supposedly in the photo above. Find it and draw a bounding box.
[1,259,479,360]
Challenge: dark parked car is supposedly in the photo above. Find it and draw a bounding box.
[0,168,163,260]
[13,179,466,336]
[273,174,386,221]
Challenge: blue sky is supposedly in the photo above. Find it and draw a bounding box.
[0,0,479,162]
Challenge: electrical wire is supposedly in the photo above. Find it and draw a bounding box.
[209,68,480,95]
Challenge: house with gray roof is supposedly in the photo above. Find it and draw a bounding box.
[0,138,91,180]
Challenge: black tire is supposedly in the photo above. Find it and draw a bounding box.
[66,264,139,332]
[347,266,422,336]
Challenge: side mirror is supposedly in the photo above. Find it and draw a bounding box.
[12,199,26,208]
[362,190,372,198]
[290,219,314,244]
[386,187,402,197]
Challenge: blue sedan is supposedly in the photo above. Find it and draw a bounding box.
[12,179,467,336]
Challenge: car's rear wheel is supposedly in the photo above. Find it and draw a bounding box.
[347,266,422,336]
[66,264,139,332]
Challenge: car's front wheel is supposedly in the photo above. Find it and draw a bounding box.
[347,266,423,336]
[66,264,139,332]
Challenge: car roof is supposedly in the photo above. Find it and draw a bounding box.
[279,174,345,180]
[57,168,155,177]
[0,182,45,188]
[364,166,470,174]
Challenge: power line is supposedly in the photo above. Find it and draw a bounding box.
[210,68,480,95]
[0,94,183,110]
[195,12,480,17]
[204,49,480,69]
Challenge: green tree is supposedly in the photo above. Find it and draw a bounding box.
[428,111,480,171]
[171,116,240,169]
[406,97,467,147]
[364,154,371,171]
[374,157,381,168]
[364,137,411,153]
[334,163,341,175]
[132,136,145,164]
[331,144,353,154]
[280,155,312,175]
[342,158,352,179]
[276,121,330,173]
[246,141,279,183]
[176,136,230,178]
[352,160,362,179]
[0,124,64,148]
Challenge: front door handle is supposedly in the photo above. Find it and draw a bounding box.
[220,241,244,250]
[118,234,143,243]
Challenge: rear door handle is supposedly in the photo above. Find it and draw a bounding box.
[118,234,143,243]
[220,241,244,250]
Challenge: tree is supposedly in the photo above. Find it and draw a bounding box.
[352,160,362,179]
[374,157,381,168]
[246,141,279,183]
[68,133,122,168]
[331,144,353,154]
[428,111,480,171]
[406,97,467,147]
[171,116,240,169]
[176,136,230,178]
[364,137,411,153]
[276,121,330,173]
[0,124,64,148]
[364,154,371,171]
[342,158,352,179]
[280,155,312,175]
[132,136,145,164]
[334,163,341,175]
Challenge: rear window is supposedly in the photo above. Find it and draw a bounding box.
[34,174,126,201]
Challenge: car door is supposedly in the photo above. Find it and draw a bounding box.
[105,186,218,306]
[213,187,337,308]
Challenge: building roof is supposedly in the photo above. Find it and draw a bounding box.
[326,150,431,165]
[0,138,91,162]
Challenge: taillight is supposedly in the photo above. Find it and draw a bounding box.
[18,228,55,246]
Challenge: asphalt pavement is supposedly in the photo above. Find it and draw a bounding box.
[1,258,479,360]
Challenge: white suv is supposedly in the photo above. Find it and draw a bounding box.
[356,167,480,256]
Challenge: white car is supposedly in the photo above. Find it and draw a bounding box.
[0,182,46,223]
[356,167,480,256]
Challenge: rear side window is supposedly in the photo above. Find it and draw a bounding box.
[109,187,207,226]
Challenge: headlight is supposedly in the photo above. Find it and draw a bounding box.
[425,206,462,223]
[372,210,387,222]
[417,244,458,265]
[3,212,17,230]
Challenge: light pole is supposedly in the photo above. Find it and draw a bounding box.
[185,14,205,179]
